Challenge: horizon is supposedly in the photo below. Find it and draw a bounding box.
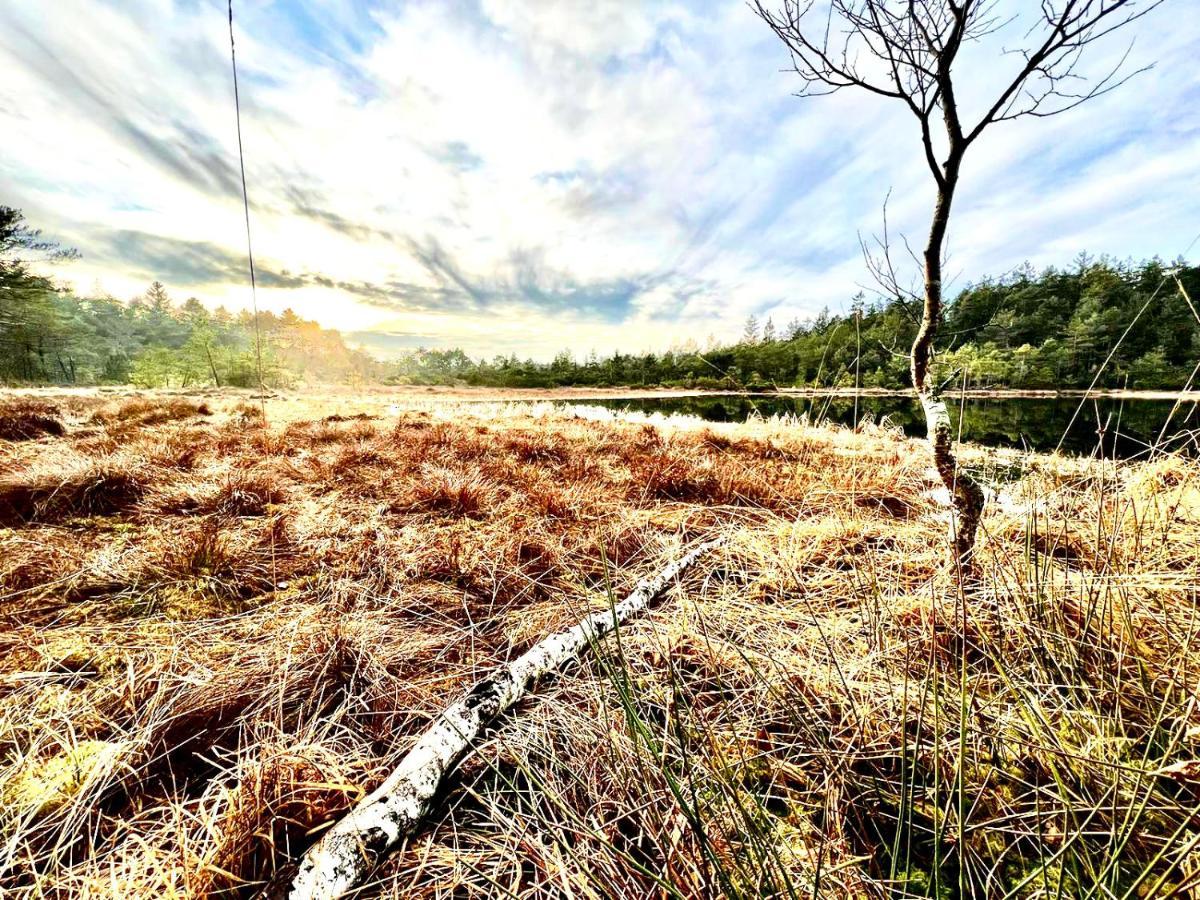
[3,0,1197,362]
[28,251,1194,368]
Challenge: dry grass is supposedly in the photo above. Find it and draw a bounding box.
[0,398,66,441]
[87,397,211,429]
[1,388,1198,898]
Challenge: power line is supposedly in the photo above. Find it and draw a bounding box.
[228,0,275,586]
[227,0,265,405]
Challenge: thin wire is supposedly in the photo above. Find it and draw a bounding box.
[228,0,275,591]
[228,0,266,409]
[853,307,861,431]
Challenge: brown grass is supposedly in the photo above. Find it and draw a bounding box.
[89,397,211,429]
[0,389,1197,898]
[0,460,146,526]
[0,398,66,441]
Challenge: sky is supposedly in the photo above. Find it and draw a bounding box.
[2,0,1198,361]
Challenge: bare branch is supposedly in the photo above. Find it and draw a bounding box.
[858,189,925,305]
[965,0,1165,143]
[753,0,1161,569]
[750,1,1162,152]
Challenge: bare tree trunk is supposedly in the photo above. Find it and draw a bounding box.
[289,538,724,900]
[205,342,222,388]
[912,158,985,574]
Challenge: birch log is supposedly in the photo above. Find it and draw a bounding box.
[289,538,724,900]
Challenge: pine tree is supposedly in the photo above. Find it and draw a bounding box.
[742,314,761,344]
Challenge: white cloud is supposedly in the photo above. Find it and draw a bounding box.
[1,0,1195,360]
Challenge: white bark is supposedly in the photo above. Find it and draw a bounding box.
[289,538,724,899]
[919,391,984,569]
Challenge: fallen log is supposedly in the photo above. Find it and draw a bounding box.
[289,537,724,899]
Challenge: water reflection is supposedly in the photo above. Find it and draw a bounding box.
[570,394,1200,459]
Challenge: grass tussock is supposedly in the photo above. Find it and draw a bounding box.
[399,465,499,518]
[0,459,146,526]
[89,397,211,430]
[0,388,1198,898]
[0,398,67,441]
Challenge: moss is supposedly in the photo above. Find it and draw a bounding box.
[3,740,123,818]
[122,580,251,620]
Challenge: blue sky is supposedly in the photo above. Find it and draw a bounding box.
[1,0,1197,359]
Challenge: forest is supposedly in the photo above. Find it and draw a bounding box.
[4,206,1197,391]
[1,207,381,387]
[386,256,1200,391]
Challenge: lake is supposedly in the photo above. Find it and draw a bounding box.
[565,393,1200,459]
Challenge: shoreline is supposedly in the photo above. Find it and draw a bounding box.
[3,384,1198,403]
[774,386,1200,401]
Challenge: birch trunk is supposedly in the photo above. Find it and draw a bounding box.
[919,392,984,567]
[289,538,723,900]
[913,146,985,575]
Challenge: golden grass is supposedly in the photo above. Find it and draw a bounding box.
[0,398,66,441]
[1,389,1198,898]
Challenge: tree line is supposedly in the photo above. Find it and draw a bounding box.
[1,206,381,387]
[392,256,1199,391]
[4,206,1196,392]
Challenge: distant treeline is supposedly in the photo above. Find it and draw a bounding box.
[4,206,1197,391]
[392,257,1199,391]
[1,279,382,387]
[2,208,381,387]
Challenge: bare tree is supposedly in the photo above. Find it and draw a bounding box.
[752,0,1161,572]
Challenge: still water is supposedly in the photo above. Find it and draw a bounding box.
[566,394,1200,459]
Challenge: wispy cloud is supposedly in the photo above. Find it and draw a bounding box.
[1,0,1195,359]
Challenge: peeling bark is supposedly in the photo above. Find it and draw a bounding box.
[919,392,985,571]
[289,538,724,900]
[913,150,985,576]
